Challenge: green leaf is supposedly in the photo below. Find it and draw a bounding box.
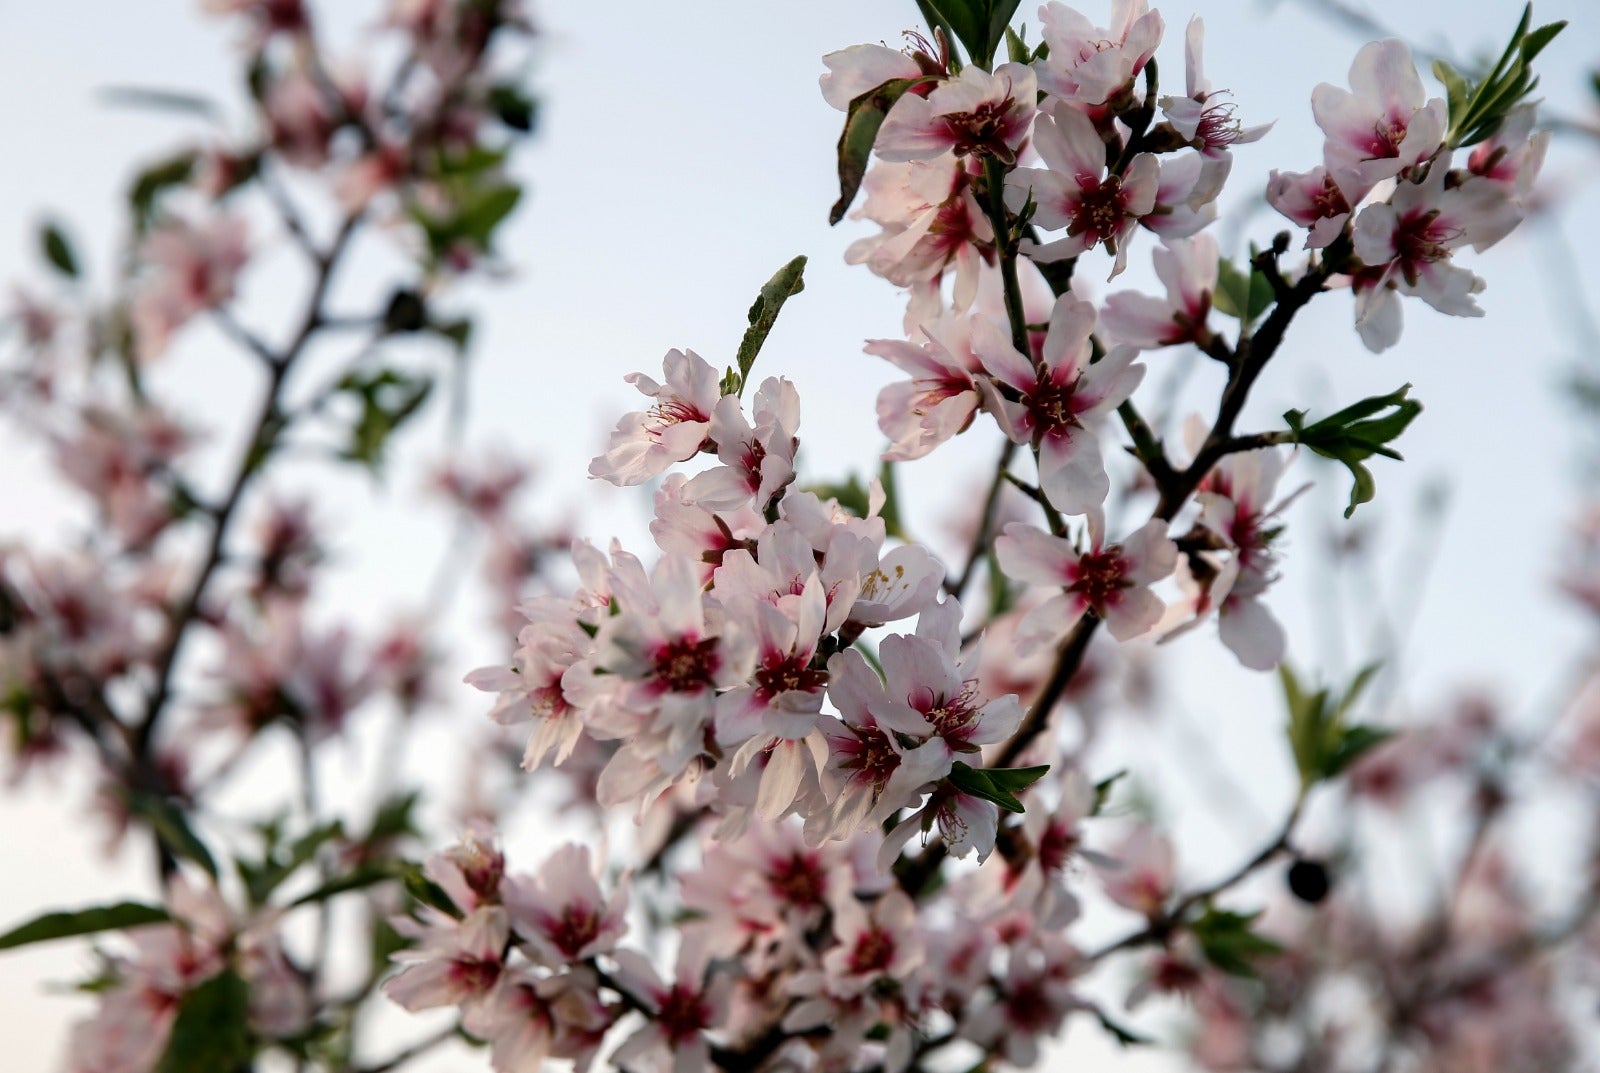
[1190,907,1284,977]
[1284,384,1422,518]
[1212,257,1273,327]
[921,0,1021,68]
[913,0,961,64]
[128,152,198,233]
[876,459,906,541]
[429,316,474,352]
[400,861,461,918]
[336,368,435,473]
[1092,769,1126,815]
[1323,723,1394,779]
[1005,25,1031,64]
[241,820,343,906]
[99,85,221,119]
[129,793,218,878]
[0,902,169,951]
[1520,19,1567,63]
[40,221,80,279]
[1281,662,1393,787]
[365,790,422,845]
[456,184,522,247]
[830,77,920,225]
[733,255,807,396]
[983,0,1024,68]
[487,83,537,132]
[433,145,509,178]
[947,761,1048,814]
[409,179,522,262]
[154,970,252,1073]
[1442,6,1565,148]
[290,865,398,908]
[1433,60,1469,119]
[986,764,1050,793]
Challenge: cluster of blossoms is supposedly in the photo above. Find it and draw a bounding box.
[437,3,1579,1070]
[1268,41,1548,350]
[0,0,542,788]
[382,771,1188,1071]
[479,347,1031,859]
[4,1,1596,1073]
[1176,686,1600,1073]
[0,2,570,1072]
[64,873,309,1071]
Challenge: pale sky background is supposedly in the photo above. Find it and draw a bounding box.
[0,0,1597,1069]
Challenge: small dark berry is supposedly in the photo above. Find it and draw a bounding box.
[1287,858,1331,904]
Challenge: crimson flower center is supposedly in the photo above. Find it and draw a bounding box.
[945,99,1015,159]
[1366,117,1407,159]
[1395,211,1460,267]
[1025,375,1088,436]
[1068,549,1131,610]
[1070,178,1128,243]
[849,926,897,974]
[754,654,826,698]
[841,726,901,789]
[547,902,601,957]
[646,398,707,440]
[915,681,981,739]
[656,984,710,1042]
[1038,820,1079,873]
[1196,98,1243,147]
[767,851,827,908]
[1006,981,1054,1031]
[651,636,720,693]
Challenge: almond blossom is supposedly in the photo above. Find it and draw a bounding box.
[713,579,829,747]
[503,843,629,965]
[847,155,993,312]
[814,888,924,999]
[1267,164,1358,248]
[808,648,953,844]
[995,518,1178,649]
[1158,18,1271,157]
[879,596,1022,763]
[1311,39,1446,194]
[589,348,721,486]
[129,213,249,361]
[1034,0,1164,108]
[466,597,593,770]
[875,62,1037,165]
[1096,822,1176,918]
[482,969,612,1073]
[384,906,509,1025]
[679,377,800,511]
[865,311,984,461]
[586,554,754,807]
[1159,424,1303,670]
[1190,443,1301,670]
[961,931,1082,1067]
[1350,165,1521,351]
[819,43,926,111]
[1467,102,1550,204]
[609,941,730,1073]
[1007,104,1159,276]
[1099,232,1218,349]
[650,473,765,585]
[1139,147,1226,239]
[973,294,1145,526]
